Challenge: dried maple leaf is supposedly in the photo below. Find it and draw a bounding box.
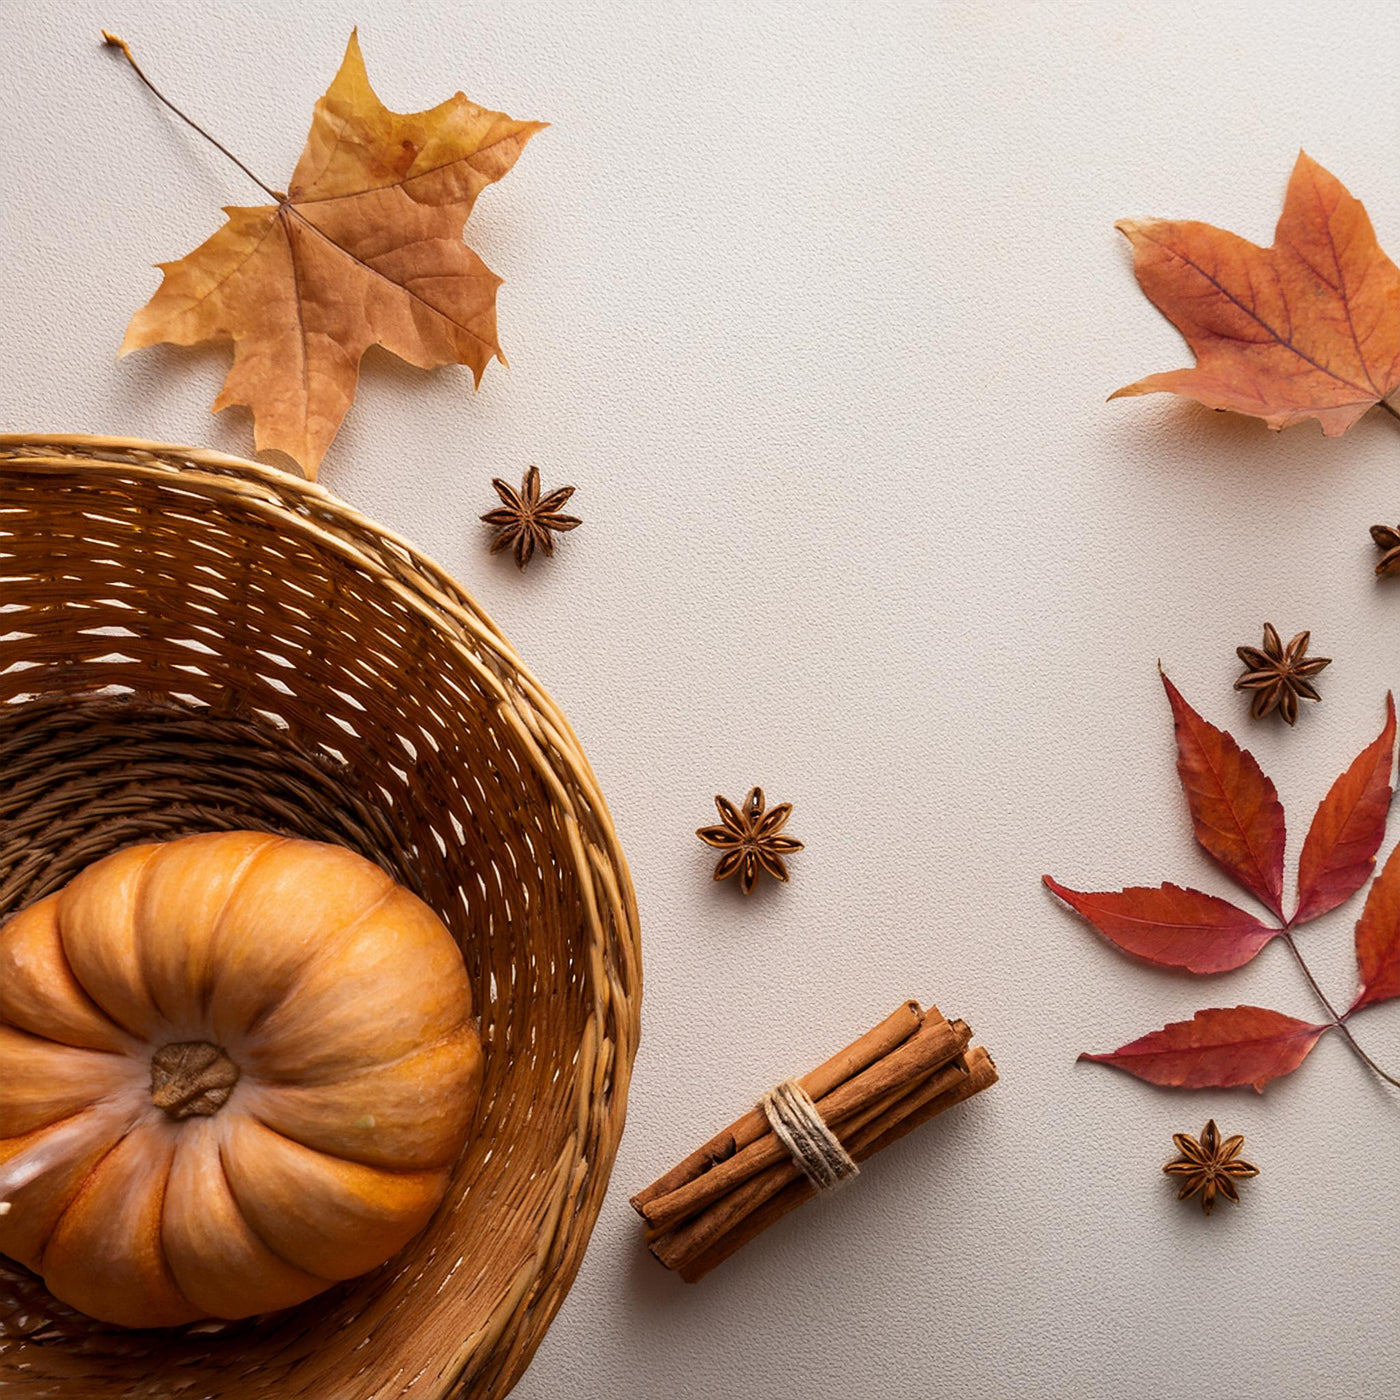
[1113,152,1400,436]
[1045,677,1400,1092]
[113,31,545,477]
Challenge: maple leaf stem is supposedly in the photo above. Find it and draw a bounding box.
[1281,931,1400,1089]
[101,31,285,203]
[1379,398,1400,424]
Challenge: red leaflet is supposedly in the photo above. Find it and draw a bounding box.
[1161,672,1286,918]
[1295,693,1396,924]
[1042,879,1278,973]
[1351,842,1400,1013]
[1080,1006,1329,1092]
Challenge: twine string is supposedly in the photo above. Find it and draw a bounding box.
[759,1079,859,1191]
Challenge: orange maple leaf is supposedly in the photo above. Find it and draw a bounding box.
[1112,152,1400,436]
[117,31,545,477]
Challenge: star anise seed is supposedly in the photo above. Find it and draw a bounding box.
[481,465,581,570]
[1371,523,1400,578]
[1234,622,1330,726]
[1163,1118,1258,1215]
[696,786,804,895]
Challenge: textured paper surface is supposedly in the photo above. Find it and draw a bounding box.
[2,2,1398,1396]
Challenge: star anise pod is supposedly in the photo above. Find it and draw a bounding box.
[1234,622,1330,725]
[696,786,804,895]
[1371,523,1400,578]
[481,465,581,569]
[1163,1118,1259,1215]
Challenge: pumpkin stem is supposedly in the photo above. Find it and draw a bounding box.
[150,1041,241,1119]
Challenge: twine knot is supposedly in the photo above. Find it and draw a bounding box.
[758,1079,858,1191]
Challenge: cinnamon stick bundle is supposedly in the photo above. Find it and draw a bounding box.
[631,1000,997,1281]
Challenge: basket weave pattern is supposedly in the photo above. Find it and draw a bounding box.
[0,435,641,1400]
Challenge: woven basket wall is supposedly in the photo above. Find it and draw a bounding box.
[0,434,641,1400]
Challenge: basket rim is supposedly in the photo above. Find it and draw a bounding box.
[0,432,643,1400]
[0,434,623,867]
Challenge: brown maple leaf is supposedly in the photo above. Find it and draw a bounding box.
[112,30,546,477]
[1112,152,1400,436]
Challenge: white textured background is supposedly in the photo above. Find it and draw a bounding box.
[4,2,1400,1396]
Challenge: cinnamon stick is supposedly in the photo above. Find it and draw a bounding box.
[677,1045,998,1282]
[640,1011,969,1235]
[642,1025,973,1256]
[859,1043,997,1160]
[646,1054,971,1270]
[632,998,997,1281]
[630,999,924,1212]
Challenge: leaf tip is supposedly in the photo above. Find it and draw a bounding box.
[337,26,368,76]
[1042,874,1078,906]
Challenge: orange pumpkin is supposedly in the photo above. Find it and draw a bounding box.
[0,832,482,1329]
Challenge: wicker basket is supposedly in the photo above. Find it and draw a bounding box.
[0,434,641,1400]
